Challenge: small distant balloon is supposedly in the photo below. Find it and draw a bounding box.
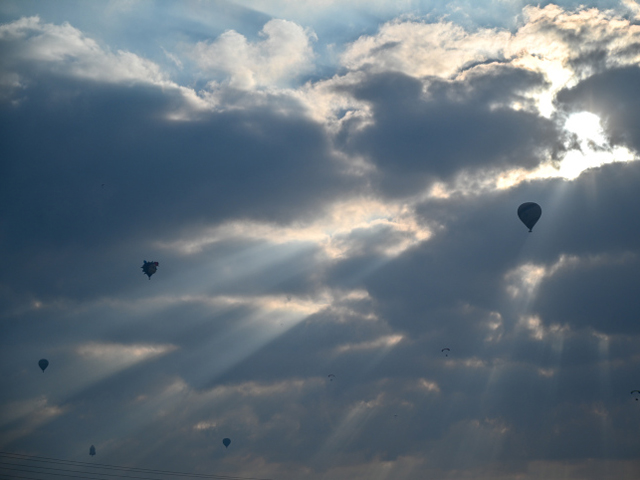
[631,390,640,401]
[222,438,231,448]
[517,202,542,232]
[328,374,336,381]
[89,445,96,456]
[38,359,49,372]
[141,260,159,279]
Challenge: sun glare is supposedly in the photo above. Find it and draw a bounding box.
[554,112,636,179]
[564,112,606,143]
[530,111,636,181]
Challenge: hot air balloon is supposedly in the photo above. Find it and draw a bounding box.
[89,445,96,456]
[441,348,450,357]
[631,390,640,401]
[222,438,231,448]
[328,374,336,381]
[38,359,49,372]
[517,203,542,232]
[141,260,159,279]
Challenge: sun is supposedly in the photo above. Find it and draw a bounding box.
[564,111,606,143]
[547,111,635,180]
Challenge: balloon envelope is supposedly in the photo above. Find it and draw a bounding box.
[38,359,49,372]
[517,202,542,232]
[141,260,159,279]
[89,445,96,456]
[222,438,231,448]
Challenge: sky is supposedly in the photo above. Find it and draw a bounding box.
[1,1,640,479]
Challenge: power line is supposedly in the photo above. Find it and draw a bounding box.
[0,452,273,480]
[1,461,216,480]
[0,474,70,480]
[0,463,114,480]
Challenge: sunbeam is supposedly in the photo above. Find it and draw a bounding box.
[3,2,640,477]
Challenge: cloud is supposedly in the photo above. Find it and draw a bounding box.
[2,4,640,479]
[190,19,317,89]
[337,5,640,114]
[0,16,172,86]
[556,66,640,154]
[341,18,510,78]
[532,253,640,334]
[76,342,177,363]
[0,74,357,258]
[336,69,561,197]
[0,396,66,447]
[155,196,432,260]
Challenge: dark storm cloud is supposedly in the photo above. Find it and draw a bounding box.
[0,80,350,240]
[336,67,562,196]
[523,161,640,333]
[277,158,640,468]
[0,77,359,305]
[296,162,640,467]
[312,160,640,464]
[223,307,392,382]
[532,250,640,335]
[333,190,527,336]
[556,65,640,153]
[331,157,640,338]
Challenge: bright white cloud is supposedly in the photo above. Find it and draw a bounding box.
[336,5,640,121]
[0,16,209,116]
[507,5,640,116]
[76,342,178,364]
[341,19,509,78]
[155,197,433,259]
[191,19,316,89]
[0,16,169,85]
[335,334,404,354]
[342,5,640,87]
[623,0,640,19]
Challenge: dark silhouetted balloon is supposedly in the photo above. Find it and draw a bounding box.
[222,438,231,448]
[89,445,96,456]
[141,260,159,279]
[517,203,542,232]
[38,359,49,372]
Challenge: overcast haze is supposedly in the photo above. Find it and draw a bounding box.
[1,1,640,479]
